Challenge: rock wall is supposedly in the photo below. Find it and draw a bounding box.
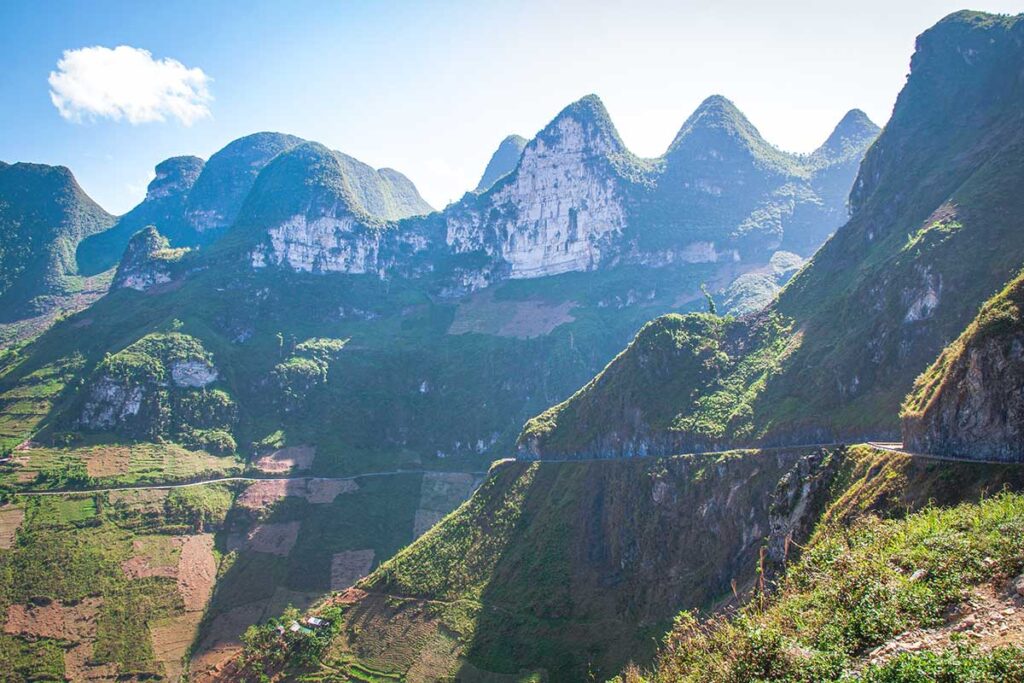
[903,334,1024,461]
[447,114,627,279]
[902,269,1024,462]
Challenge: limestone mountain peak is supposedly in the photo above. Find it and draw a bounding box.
[475,134,528,193]
[535,93,629,157]
[145,155,205,202]
[811,109,880,164]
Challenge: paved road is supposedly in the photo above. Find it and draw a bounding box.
[865,441,1022,466]
[13,441,1020,497]
[15,469,489,496]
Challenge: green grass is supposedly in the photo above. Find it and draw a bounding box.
[0,441,243,491]
[0,634,65,681]
[520,312,795,456]
[629,489,1024,681]
[165,483,234,529]
[858,644,1024,682]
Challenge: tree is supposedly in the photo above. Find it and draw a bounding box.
[701,284,717,315]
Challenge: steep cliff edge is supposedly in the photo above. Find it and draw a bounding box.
[242,445,1024,681]
[901,270,1024,461]
[269,447,845,681]
[519,11,1024,459]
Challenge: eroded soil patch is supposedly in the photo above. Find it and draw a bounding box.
[228,521,301,556]
[253,445,316,474]
[83,446,133,478]
[178,533,217,611]
[3,597,117,680]
[236,478,358,510]
[0,504,24,548]
[863,582,1024,669]
[331,549,376,590]
[448,289,576,338]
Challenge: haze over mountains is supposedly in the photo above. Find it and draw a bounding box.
[1,8,1023,683]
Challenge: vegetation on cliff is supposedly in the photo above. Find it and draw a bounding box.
[901,269,1024,460]
[620,446,1024,682]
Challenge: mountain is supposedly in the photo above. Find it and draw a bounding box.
[901,268,1024,461]
[474,134,528,192]
[0,77,874,681]
[519,10,1024,460]
[0,162,114,335]
[242,94,875,288]
[242,141,434,273]
[75,156,204,275]
[634,95,879,259]
[182,131,305,236]
[76,133,306,275]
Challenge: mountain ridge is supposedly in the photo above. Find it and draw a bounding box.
[517,9,1024,459]
[0,161,115,337]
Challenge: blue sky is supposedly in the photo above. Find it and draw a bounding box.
[1,0,1021,214]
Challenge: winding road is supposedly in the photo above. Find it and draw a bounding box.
[14,468,489,496]
[11,442,1020,497]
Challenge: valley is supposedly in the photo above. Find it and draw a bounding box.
[1,6,1023,682]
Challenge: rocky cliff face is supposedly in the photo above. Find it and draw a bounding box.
[112,226,188,291]
[902,271,1024,461]
[77,132,437,279]
[78,332,233,447]
[447,97,632,278]
[146,156,205,201]
[241,142,435,274]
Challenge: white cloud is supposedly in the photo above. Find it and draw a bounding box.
[49,45,212,126]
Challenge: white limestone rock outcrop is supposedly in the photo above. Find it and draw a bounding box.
[79,378,145,429]
[112,226,185,292]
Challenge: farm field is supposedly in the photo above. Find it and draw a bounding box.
[0,467,481,681]
[0,441,244,491]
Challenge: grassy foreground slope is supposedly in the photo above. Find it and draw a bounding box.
[622,445,1024,682]
[520,11,1024,458]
